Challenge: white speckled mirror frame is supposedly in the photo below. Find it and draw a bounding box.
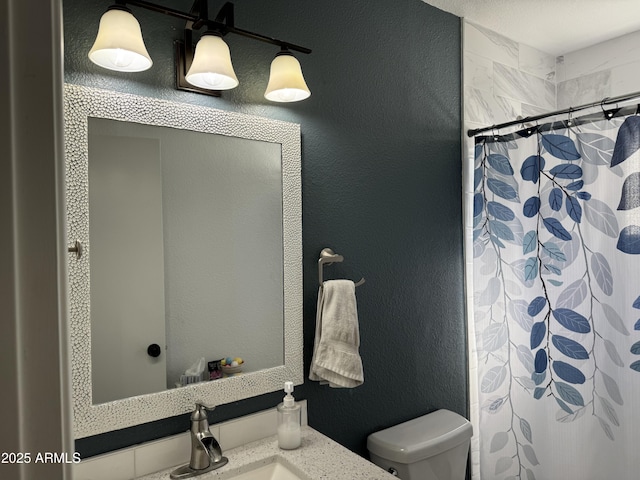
[64,84,303,438]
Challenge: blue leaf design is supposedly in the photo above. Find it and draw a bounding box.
[553,308,590,333]
[489,220,515,241]
[523,230,537,255]
[576,132,615,165]
[488,153,514,175]
[542,242,566,262]
[631,360,640,372]
[577,191,591,200]
[481,366,507,393]
[473,193,484,218]
[549,188,563,211]
[474,168,483,191]
[617,172,640,211]
[603,303,629,335]
[530,321,546,349]
[511,302,534,332]
[542,134,581,160]
[533,387,546,399]
[634,296,640,309]
[550,164,583,179]
[566,196,582,223]
[543,264,562,275]
[634,319,640,330]
[528,296,547,316]
[557,279,587,309]
[556,398,573,414]
[532,371,546,386]
[491,235,505,249]
[534,349,548,373]
[566,180,584,191]
[524,196,541,217]
[601,371,623,405]
[584,199,619,238]
[520,155,545,183]
[548,279,563,287]
[494,456,513,475]
[552,335,589,360]
[552,360,586,384]
[513,259,535,286]
[543,217,572,241]
[475,144,483,163]
[520,418,533,443]
[611,115,640,167]
[617,225,640,254]
[525,257,538,281]
[487,201,515,221]
[591,252,613,296]
[631,341,640,355]
[556,382,585,406]
[487,178,518,201]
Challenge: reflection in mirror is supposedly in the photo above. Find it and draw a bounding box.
[65,84,302,438]
[88,118,284,404]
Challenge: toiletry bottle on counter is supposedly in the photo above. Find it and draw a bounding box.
[277,381,301,449]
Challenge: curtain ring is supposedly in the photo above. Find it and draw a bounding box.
[567,107,573,126]
[600,98,608,115]
[491,126,498,141]
[601,97,615,120]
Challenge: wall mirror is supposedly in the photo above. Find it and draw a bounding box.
[64,84,302,438]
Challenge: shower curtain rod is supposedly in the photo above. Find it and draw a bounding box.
[467,89,640,137]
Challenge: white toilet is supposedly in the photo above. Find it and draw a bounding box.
[367,409,473,479]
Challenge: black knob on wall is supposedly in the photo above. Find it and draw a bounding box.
[147,343,162,358]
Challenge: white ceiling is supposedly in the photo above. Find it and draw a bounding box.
[423,0,640,56]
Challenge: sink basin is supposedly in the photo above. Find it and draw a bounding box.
[226,457,305,480]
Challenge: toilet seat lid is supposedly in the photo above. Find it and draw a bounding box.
[367,409,473,464]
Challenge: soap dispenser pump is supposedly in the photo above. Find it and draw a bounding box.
[277,381,301,449]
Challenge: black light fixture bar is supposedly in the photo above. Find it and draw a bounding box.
[119,0,312,54]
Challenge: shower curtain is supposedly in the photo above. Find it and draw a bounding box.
[468,110,640,480]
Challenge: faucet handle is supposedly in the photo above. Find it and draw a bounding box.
[195,402,216,412]
[192,402,216,422]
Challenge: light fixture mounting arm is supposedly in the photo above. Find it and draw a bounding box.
[118,0,311,54]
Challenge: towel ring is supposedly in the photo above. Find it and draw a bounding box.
[318,248,365,287]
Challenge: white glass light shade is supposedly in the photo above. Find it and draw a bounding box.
[88,8,152,72]
[185,35,239,90]
[264,53,311,102]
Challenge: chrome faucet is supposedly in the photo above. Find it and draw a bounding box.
[170,403,228,479]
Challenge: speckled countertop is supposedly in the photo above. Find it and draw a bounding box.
[136,426,396,480]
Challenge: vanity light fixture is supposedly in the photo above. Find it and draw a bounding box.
[88,5,153,72]
[89,0,312,102]
[264,48,311,103]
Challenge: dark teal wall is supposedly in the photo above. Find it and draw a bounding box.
[65,0,466,459]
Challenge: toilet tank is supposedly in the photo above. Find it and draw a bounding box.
[367,409,472,480]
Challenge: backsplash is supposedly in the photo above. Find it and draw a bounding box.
[463,21,556,133]
[74,401,307,480]
[557,29,640,108]
[464,21,640,133]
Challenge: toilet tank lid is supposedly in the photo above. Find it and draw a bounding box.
[367,409,473,464]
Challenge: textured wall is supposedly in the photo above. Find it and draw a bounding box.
[65,0,465,459]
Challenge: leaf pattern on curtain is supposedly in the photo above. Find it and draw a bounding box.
[473,113,640,479]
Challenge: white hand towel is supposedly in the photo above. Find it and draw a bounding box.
[309,279,364,388]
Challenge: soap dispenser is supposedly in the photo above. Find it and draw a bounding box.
[277,381,301,449]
